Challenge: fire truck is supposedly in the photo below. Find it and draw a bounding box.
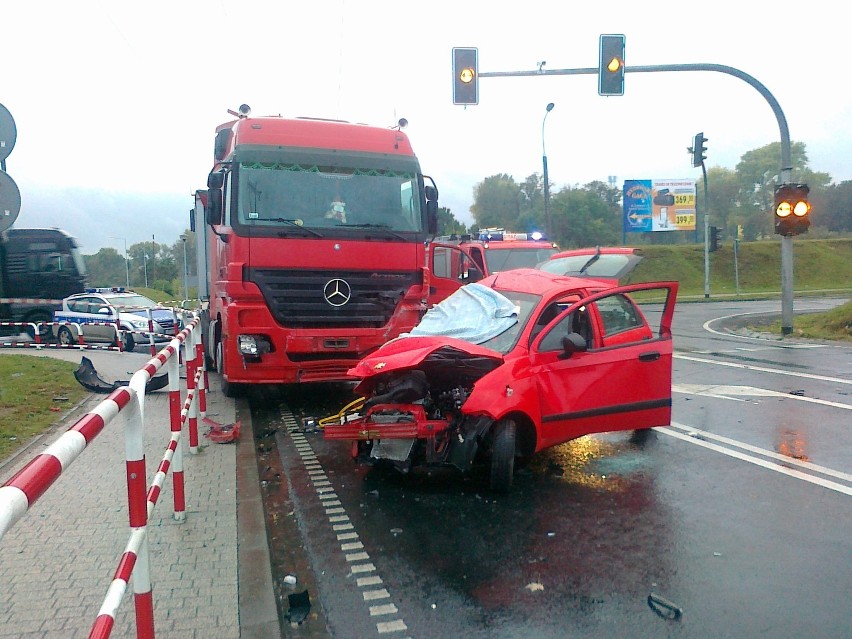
[192,106,438,395]
[427,228,559,304]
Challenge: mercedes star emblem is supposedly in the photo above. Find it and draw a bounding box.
[323,278,352,307]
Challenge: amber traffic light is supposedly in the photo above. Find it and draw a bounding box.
[598,34,625,96]
[774,183,811,236]
[452,47,479,105]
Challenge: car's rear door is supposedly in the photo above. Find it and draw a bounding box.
[528,281,678,450]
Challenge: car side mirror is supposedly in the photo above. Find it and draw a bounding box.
[97,307,112,316]
[560,332,587,358]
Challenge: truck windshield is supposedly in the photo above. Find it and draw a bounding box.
[70,247,87,276]
[236,163,424,233]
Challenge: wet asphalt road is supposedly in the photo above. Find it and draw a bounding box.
[252,297,852,639]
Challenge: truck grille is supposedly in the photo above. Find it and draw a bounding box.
[248,268,421,329]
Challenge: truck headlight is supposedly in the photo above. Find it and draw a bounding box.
[238,334,272,356]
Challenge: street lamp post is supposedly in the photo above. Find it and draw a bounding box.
[143,253,149,288]
[542,102,555,237]
[181,236,188,301]
[110,236,130,289]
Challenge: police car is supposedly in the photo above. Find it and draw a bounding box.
[53,288,180,351]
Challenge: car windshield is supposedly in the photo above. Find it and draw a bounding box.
[477,291,541,353]
[104,294,156,309]
[237,163,424,232]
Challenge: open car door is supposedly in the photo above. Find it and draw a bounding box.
[427,243,485,307]
[528,281,678,450]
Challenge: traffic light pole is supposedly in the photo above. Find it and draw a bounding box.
[701,161,710,298]
[479,62,795,332]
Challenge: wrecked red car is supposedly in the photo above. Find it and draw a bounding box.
[324,267,678,492]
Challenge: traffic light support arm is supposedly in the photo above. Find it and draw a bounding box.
[480,60,795,334]
[480,63,791,178]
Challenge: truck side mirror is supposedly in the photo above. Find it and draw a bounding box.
[207,171,225,189]
[206,188,223,225]
[426,200,438,235]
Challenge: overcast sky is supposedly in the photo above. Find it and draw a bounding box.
[3,0,849,255]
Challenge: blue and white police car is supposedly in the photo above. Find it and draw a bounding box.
[53,288,180,352]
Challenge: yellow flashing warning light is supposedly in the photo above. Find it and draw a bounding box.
[773,183,811,236]
[793,199,811,217]
[607,57,622,73]
[459,67,475,83]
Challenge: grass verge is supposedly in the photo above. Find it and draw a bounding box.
[748,300,852,341]
[0,355,90,464]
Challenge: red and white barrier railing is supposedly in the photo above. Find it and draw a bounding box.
[1,309,192,353]
[0,316,208,639]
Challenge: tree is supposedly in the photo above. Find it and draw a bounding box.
[584,180,621,209]
[812,180,852,233]
[83,248,126,288]
[698,166,740,238]
[436,207,467,237]
[129,241,156,288]
[549,187,620,248]
[470,174,527,230]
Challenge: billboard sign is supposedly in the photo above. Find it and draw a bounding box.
[623,179,696,233]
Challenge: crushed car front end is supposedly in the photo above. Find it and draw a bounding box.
[323,339,505,473]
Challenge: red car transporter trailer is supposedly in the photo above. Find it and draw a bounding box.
[192,106,438,395]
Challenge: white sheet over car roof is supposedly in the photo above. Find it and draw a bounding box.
[404,283,518,344]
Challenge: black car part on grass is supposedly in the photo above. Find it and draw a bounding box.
[73,356,169,394]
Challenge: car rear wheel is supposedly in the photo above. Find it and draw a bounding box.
[122,332,136,352]
[57,326,76,347]
[489,418,516,493]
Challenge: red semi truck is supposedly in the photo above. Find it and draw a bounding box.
[192,106,438,394]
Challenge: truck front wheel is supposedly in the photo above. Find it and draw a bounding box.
[216,339,241,397]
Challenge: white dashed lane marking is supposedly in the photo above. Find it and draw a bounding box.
[283,410,411,636]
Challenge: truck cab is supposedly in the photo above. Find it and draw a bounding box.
[0,228,88,335]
